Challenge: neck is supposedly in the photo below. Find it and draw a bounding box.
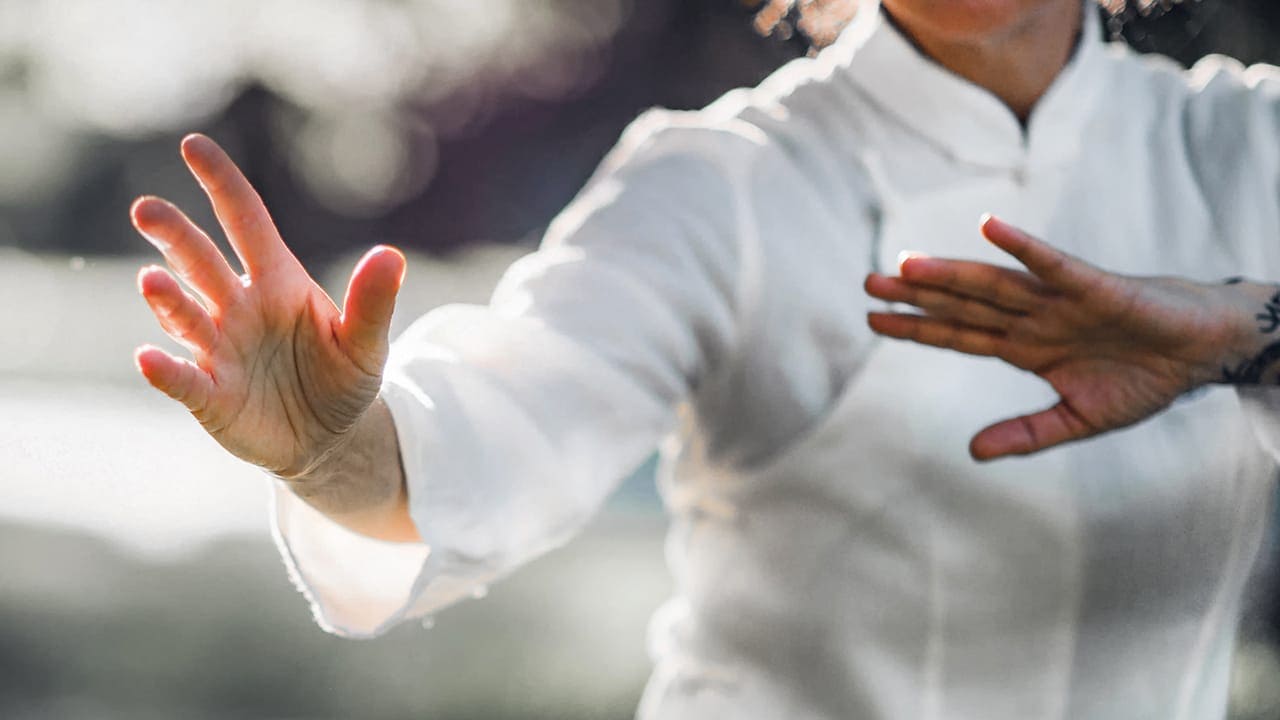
[882,1,1084,122]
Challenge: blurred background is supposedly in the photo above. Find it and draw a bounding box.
[3,0,1280,718]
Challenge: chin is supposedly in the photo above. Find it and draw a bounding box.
[881,0,1077,41]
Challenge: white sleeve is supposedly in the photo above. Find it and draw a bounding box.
[270,109,761,637]
[1179,57,1280,465]
[1238,388,1280,462]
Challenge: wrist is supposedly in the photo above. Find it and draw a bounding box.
[275,397,385,485]
[274,396,415,541]
[1209,280,1280,386]
[272,428,357,487]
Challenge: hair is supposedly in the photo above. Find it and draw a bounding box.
[751,0,858,49]
[750,0,1195,50]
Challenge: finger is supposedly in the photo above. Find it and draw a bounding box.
[339,246,407,372]
[893,256,1046,314]
[131,196,243,305]
[181,134,296,278]
[969,402,1095,461]
[864,273,1023,331]
[980,215,1097,292]
[138,265,219,351]
[134,344,215,416]
[867,312,1005,358]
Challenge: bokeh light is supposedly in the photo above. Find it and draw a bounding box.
[0,0,630,211]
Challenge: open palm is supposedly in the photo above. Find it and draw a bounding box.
[864,216,1239,460]
[132,135,406,477]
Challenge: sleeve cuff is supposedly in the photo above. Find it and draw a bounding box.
[268,373,505,638]
[271,480,507,638]
[1237,385,1280,462]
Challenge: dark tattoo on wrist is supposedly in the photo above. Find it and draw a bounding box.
[1257,290,1280,333]
[1223,340,1280,384]
[1221,286,1280,384]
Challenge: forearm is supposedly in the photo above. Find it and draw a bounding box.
[280,397,420,543]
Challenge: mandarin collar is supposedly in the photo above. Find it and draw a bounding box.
[836,0,1109,172]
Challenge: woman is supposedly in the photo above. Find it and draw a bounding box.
[130,0,1280,717]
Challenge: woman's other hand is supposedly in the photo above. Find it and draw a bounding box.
[132,134,407,479]
[863,215,1276,461]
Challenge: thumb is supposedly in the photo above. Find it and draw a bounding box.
[339,245,406,368]
[969,401,1093,461]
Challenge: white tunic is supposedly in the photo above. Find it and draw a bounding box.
[271,2,1280,717]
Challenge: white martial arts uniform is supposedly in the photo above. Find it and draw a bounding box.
[272,2,1280,717]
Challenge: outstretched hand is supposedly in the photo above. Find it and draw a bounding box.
[864,215,1262,461]
[133,134,406,478]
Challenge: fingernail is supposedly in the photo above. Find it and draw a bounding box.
[897,250,924,268]
[983,214,1013,233]
[181,133,206,154]
[136,265,162,294]
[130,196,160,227]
